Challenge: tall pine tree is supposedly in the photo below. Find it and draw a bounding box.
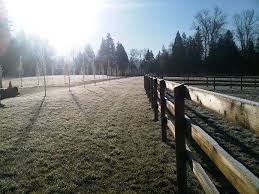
[171,31,185,74]
[115,43,129,76]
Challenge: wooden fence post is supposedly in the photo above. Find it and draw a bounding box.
[146,76,148,93]
[150,77,154,108]
[144,76,146,93]
[241,75,243,91]
[213,77,216,91]
[174,84,187,194]
[160,80,167,142]
[153,78,158,121]
[230,77,232,89]
[145,76,148,93]
[147,76,150,98]
[206,77,208,87]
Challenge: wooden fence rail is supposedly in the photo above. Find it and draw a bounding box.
[143,75,259,194]
[163,76,259,90]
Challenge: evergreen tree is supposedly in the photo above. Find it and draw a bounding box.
[193,28,203,71]
[96,38,106,75]
[255,37,259,53]
[244,39,256,74]
[171,31,185,74]
[184,36,195,73]
[206,30,241,73]
[96,33,116,75]
[158,45,169,75]
[140,49,156,73]
[83,45,95,75]
[246,39,255,55]
[255,37,259,73]
[105,33,116,75]
[115,43,129,76]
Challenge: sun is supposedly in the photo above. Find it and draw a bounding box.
[5,0,101,55]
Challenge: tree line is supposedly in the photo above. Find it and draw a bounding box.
[0,31,136,77]
[71,33,139,77]
[0,6,259,79]
[142,7,259,75]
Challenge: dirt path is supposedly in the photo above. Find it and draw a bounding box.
[0,77,202,193]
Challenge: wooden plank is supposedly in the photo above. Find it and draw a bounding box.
[165,81,181,92]
[164,76,259,79]
[186,145,220,194]
[182,83,259,87]
[167,119,175,138]
[166,100,175,117]
[185,116,259,194]
[157,78,162,85]
[164,79,259,84]
[185,85,259,134]
[157,90,161,100]
[167,120,219,194]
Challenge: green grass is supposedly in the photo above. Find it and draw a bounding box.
[0,77,202,193]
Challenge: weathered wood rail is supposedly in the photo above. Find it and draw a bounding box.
[144,75,259,194]
[164,75,259,90]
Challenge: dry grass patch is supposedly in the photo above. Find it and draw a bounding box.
[0,77,202,193]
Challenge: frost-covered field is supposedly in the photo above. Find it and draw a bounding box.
[0,77,202,193]
[2,75,115,88]
[164,77,259,102]
[198,86,259,102]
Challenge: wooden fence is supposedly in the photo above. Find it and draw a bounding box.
[163,75,259,90]
[144,75,259,194]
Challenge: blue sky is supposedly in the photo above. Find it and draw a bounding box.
[6,0,259,55]
[93,0,259,55]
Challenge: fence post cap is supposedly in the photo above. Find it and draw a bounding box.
[160,80,166,88]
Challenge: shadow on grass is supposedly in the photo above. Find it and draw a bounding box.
[70,91,85,114]
[13,97,45,148]
[25,97,45,130]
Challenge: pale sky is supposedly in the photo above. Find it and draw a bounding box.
[4,0,259,55]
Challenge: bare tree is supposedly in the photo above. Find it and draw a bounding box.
[51,62,54,77]
[43,60,47,97]
[82,56,85,88]
[0,64,3,88]
[34,46,47,96]
[0,64,2,106]
[18,56,24,87]
[35,62,40,86]
[63,57,71,91]
[193,6,226,57]
[233,9,259,54]
[210,7,226,42]
[68,66,71,91]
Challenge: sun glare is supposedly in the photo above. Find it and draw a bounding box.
[5,0,101,55]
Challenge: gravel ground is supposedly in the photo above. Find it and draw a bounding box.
[0,77,203,193]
